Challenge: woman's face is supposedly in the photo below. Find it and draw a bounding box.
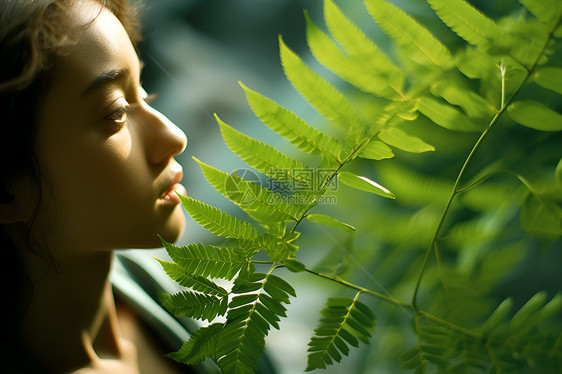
[33,0,188,253]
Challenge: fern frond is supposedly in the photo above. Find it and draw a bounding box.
[216,272,295,374]
[159,290,227,322]
[306,295,376,371]
[157,259,227,296]
[324,0,397,76]
[304,1,404,99]
[193,157,301,223]
[279,36,366,138]
[178,194,259,240]
[427,0,540,67]
[215,114,310,187]
[256,231,300,263]
[159,238,249,280]
[240,83,344,161]
[167,323,224,365]
[365,0,453,68]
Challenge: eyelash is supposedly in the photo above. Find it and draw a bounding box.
[106,92,159,125]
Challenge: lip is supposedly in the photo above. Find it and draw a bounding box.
[158,168,186,206]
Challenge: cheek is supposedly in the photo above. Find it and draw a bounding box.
[39,126,156,245]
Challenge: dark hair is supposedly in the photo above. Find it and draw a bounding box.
[0,0,142,367]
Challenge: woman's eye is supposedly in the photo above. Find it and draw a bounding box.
[106,105,129,125]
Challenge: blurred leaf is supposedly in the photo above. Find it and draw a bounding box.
[379,126,435,153]
[307,213,356,232]
[357,141,394,160]
[417,96,481,132]
[338,171,395,199]
[520,189,562,237]
[534,67,562,95]
[508,100,562,131]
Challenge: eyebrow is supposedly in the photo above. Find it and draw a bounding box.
[81,67,130,97]
[81,60,145,98]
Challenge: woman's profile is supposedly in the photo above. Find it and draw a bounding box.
[0,0,193,372]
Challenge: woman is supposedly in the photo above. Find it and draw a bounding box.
[0,0,192,372]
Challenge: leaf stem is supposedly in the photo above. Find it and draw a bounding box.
[411,68,531,311]
[410,14,560,309]
[301,266,488,342]
[303,267,413,310]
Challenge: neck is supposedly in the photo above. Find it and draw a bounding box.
[20,247,123,372]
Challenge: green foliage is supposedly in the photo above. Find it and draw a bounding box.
[306,294,376,370]
[156,0,562,372]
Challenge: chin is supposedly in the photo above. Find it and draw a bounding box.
[128,208,186,249]
[154,207,186,245]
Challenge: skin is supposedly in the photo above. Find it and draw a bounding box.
[8,1,188,372]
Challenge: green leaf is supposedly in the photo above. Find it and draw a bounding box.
[324,0,396,75]
[379,125,435,153]
[308,0,405,99]
[508,100,562,131]
[520,189,562,237]
[338,171,395,199]
[217,272,294,374]
[215,114,309,186]
[365,0,453,68]
[193,157,301,223]
[178,194,259,241]
[282,258,306,273]
[305,12,403,100]
[357,141,394,160]
[306,296,376,371]
[279,35,365,136]
[159,291,227,322]
[307,213,356,232]
[157,260,227,296]
[427,0,537,66]
[510,291,548,331]
[417,96,481,132]
[480,298,513,334]
[167,323,223,365]
[430,80,495,119]
[159,238,249,280]
[241,82,344,160]
[534,67,562,95]
[519,0,562,28]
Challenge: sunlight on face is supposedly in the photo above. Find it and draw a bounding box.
[34,0,188,254]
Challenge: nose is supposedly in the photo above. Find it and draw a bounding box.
[141,105,187,165]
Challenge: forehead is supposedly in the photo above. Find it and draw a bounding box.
[52,0,140,93]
